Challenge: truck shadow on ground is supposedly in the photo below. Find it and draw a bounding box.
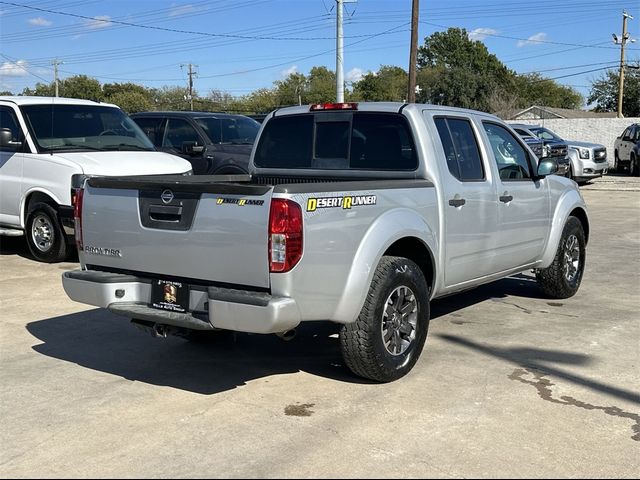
[27,309,361,395]
[27,273,557,396]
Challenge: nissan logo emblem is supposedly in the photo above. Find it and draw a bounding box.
[161,189,174,204]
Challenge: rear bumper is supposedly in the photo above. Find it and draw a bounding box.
[62,270,301,334]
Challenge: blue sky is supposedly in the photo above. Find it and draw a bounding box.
[1,0,638,106]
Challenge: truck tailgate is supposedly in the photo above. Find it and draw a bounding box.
[80,176,273,288]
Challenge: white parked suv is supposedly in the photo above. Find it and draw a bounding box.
[0,96,192,262]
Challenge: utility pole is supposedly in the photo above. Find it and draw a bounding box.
[408,0,420,103]
[51,58,63,97]
[613,11,634,118]
[181,63,198,111]
[336,0,344,103]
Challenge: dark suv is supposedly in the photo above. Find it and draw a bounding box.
[131,111,260,175]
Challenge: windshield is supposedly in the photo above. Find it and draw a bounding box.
[529,127,562,142]
[195,116,259,145]
[21,104,155,152]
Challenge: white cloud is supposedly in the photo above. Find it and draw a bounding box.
[281,65,298,78]
[168,4,197,17]
[0,60,30,77]
[346,67,365,83]
[85,15,112,30]
[517,32,547,47]
[28,17,52,26]
[469,28,498,41]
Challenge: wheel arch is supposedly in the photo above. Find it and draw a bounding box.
[331,208,438,324]
[20,188,62,228]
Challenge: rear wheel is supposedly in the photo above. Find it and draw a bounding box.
[614,150,620,172]
[340,256,430,382]
[25,203,68,263]
[536,216,585,299]
[631,153,639,176]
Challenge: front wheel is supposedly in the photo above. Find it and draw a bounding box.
[536,216,586,299]
[25,203,69,263]
[340,256,430,382]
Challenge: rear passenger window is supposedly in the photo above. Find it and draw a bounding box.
[434,117,484,181]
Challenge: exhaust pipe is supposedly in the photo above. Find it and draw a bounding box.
[153,323,169,338]
[276,329,296,341]
[131,319,170,338]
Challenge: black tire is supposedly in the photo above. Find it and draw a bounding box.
[340,256,430,382]
[25,202,68,263]
[631,154,639,177]
[536,216,586,299]
[614,150,620,172]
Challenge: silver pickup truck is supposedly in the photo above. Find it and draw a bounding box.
[62,102,589,382]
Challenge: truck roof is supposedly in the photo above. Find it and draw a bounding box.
[0,96,117,108]
[273,102,502,121]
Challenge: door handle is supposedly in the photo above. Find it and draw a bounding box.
[499,195,513,203]
[448,198,466,207]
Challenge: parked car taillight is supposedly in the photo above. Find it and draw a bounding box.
[73,188,84,250]
[268,199,303,273]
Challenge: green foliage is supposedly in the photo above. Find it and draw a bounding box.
[306,66,336,104]
[353,66,408,101]
[588,65,640,117]
[274,72,306,106]
[515,73,583,109]
[416,27,515,112]
[0,90,14,96]
[107,91,153,113]
[22,82,55,96]
[148,85,191,111]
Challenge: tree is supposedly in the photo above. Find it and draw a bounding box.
[148,85,192,111]
[353,66,408,101]
[588,65,640,117]
[416,27,515,112]
[514,73,582,110]
[107,91,152,113]
[0,90,14,96]
[306,66,335,104]
[22,82,55,96]
[237,88,279,113]
[59,75,103,101]
[274,72,307,106]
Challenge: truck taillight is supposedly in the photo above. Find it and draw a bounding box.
[73,188,84,250]
[268,199,303,273]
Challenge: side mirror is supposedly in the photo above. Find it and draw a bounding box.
[536,159,558,179]
[181,141,205,156]
[0,128,22,149]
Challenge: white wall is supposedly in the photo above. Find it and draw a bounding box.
[515,118,640,166]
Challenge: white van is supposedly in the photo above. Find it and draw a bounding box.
[0,96,192,262]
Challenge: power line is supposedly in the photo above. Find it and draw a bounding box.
[0,1,407,42]
[420,20,626,50]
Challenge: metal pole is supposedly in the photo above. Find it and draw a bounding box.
[51,59,61,97]
[617,12,631,118]
[408,0,420,103]
[336,0,344,103]
[188,63,194,111]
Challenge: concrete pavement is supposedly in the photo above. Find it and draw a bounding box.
[1,178,638,478]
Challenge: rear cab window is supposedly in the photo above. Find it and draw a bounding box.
[254,112,417,171]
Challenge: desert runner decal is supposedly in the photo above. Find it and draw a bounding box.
[216,198,265,206]
[306,195,377,212]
